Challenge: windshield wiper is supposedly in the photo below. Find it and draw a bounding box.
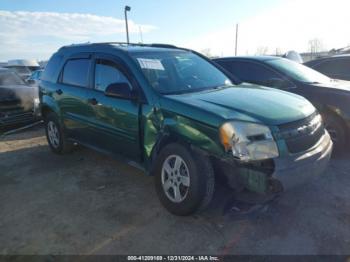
[211,85,234,90]
[162,85,233,95]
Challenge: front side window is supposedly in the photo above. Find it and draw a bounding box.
[62,59,90,87]
[94,59,130,92]
[131,51,232,94]
[224,61,281,84]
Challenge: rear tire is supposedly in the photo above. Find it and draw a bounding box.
[322,112,347,155]
[154,143,215,216]
[45,112,73,154]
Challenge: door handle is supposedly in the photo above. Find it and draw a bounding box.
[88,98,98,105]
[55,89,63,95]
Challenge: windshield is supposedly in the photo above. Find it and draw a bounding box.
[0,71,26,85]
[132,51,232,94]
[7,66,31,74]
[266,58,331,84]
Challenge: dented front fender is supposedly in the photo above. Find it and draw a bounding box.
[142,104,226,173]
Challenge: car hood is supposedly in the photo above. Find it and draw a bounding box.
[164,83,315,126]
[0,85,38,111]
[310,80,350,93]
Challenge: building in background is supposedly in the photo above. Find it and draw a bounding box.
[301,45,350,62]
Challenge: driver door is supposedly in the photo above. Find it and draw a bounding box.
[86,54,141,160]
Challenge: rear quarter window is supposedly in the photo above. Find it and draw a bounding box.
[41,55,63,83]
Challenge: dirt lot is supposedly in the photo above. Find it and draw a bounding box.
[1,125,350,255]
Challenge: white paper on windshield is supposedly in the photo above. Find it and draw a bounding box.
[137,58,164,70]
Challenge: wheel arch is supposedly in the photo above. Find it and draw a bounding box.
[322,105,348,130]
[41,96,61,120]
[146,118,224,176]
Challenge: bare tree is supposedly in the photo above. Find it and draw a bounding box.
[200,48,212,58]
[275,48,283,56]
[308,38,323,58]
[256,46,269,55]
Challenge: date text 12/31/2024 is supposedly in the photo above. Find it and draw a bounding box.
[127,256,219,261]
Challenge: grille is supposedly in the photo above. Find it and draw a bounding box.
[0,110,35,126]
[0,99,23,112]
[278,113,324,154]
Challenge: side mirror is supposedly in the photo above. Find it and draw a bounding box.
[104,82,137,100]
[26,79,36,85]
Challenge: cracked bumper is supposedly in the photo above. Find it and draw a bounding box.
[272,131,333,190]
[0,110,39,127]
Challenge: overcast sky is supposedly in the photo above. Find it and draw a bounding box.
[0,0,350,61]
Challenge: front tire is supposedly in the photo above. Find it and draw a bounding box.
[45,112,73,154]
[154,143,215,216]
[322,112,347,155]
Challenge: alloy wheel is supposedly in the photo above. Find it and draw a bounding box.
[161,154,190,203]
[325,123,338,143]
[47,121,60,148]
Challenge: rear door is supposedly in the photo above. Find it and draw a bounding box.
[55,54,94,143]
[86,54,141,160]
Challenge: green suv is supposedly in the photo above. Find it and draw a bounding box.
[39,43,332,215]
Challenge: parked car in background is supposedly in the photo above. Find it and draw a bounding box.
[282,51,303,63]
[304,54,350,81]
[26,69,44,85]
[0,68,40,128]
[5,59,41,80]
[40,43,332,215]
[214,56,350,153]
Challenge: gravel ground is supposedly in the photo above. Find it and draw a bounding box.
[0,124,350,255]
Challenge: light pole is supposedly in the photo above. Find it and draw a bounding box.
[124,5,131,44]
[235,23,239,56]
[139,26,143,43]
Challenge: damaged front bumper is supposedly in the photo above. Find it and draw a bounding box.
[272,130,332,190]
[216,130,333,194]
[0,98,41,127]
[0,109,40,127]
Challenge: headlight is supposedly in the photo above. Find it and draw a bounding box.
[34,98,40,108]
[219,121,279,161]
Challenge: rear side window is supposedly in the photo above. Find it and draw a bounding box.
[314,59,350,75]
[62,59,90,87]
[94,59,130,92]
[41,55,63,82]
[313,60,333,74]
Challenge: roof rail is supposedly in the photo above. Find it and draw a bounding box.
[102,42,179,49]
[65,42,178,48]
[148,43,177,48]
